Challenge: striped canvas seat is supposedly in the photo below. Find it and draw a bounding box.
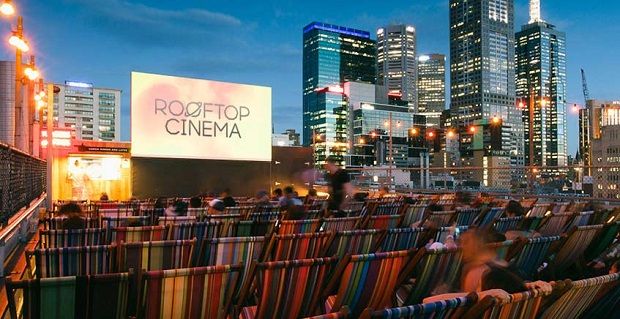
[454,208,481,226]
[6,272,132,319]
[112,225,166,243]
[305,209,323,219]
[370,295,476,318]
[119,239,195,272]
[508,236,560,279]
[373,203,402,216]
[157,215,196,226]
[580,273,620,317]
[342,201,365,216]
[40,228,107,248]
[585,221,620,261]
[379,228,425,252]
[366,215,402,230]
[28,245,116,278]
[187,207,207,218]
[140,265,243,319]
[464,289,550,319]
[520,216,545,232]
[267,232,334,261]
[550,224,603,276]
[487,240,515,261]
[322,216,362,232]
[42,216,100,230]
[278,218,321,234]
[202,214,243,236]
[493,216,524,233]
[396,246,463,305]
[323,250,415,317]
[434,226,468,243]
[401,204,427,226]
[102,215,151,228]
[245,211,281,222]
[166,221,222,241]
[427,211,456,227]
[475,207,505,227]
[240,257,339,319]
[327,229,384,258]
[551,202,570,215]
[528,204,550,217]
[537,212,574,236]
[539,273,620,319]
[566,211,594,228]
[234,220,278,237]
[221,205,255,218]
[519,198,538,211]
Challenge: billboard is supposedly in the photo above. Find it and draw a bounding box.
[131,72,272,161]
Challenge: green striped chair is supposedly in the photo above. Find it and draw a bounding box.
[322,216,362,232]
[323,250,415,317]
[139,265,243,319]
[327,229,384,258]
[493,216,524,233]
[278,218,322,234]
[239,257,339,319]
[396,246,463,306]
[112,225,166,244]
[245,211,281,222]
[166,221,222,241]
[539,273,620,319]
[267,232,334,261]
[39,228,107,248]
[520,216,545,232]
[156,215,196,226]
[27,245,116,278]
[475,208,505,227]
[366,215,402,230]
[585,220,620,261]
[487,240,515,261]
[369,294,476,318]
[119,239,195,272]
[537,212,574,236]
[400,204,427,227]
[508,236,560,279]
[234,220,277,237]
[42,216,100,230]
[454,208,481,227]
[378,228,425,252]
[6,272,132,319]
[463,289,550,319]
[548,224,603,277]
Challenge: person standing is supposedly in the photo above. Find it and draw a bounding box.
[324,156,353,217]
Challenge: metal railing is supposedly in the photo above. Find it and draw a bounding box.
[0,142,46,226]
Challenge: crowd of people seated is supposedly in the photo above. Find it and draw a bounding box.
[5,190,619,318]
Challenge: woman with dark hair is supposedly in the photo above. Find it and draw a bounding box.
[58,203,86,229]
[505,200,524,217]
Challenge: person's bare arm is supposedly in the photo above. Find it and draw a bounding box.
[343,182,354,197]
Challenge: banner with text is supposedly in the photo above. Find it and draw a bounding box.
[131,72,272,161]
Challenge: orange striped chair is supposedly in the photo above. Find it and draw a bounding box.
[366,215,402,230]
[322,250,415,317]
[40,228,107,248]
[112,226,166,244]
[278,218,322,234]
[322,216,362,232]
[139,265,243,319]
[266,232,334,261]
[463,289,550,319]
[27,245,116,278]
[327,229,384,258]
[239,257,339,319]
[118,239,195,272]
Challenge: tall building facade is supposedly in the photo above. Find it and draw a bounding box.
[417,54,445,113]
[0,61,15,145]
[52,81,121,141]
[302,22,376,164]
[579,107,590,170]
[589,100,620,199]
[515,0,567,176]
[449,0,523,178]
[376,25,417,109]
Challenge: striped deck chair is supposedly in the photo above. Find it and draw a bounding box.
[342,201,365,216]
[373,203,402,216]
[139,265,243,319]
[378,228,425,252]
[166,221,222,240]
[28,245,116,278]
[42,216,100,230]
[463,289,549,319]
[493,216,524,233]
[323,250,415,317]
[202,213,243,236]
[239,257,339,319]
[551,202,570,215]
[369,295,476,318]
[186,207,207,218]
[40,228,107,248]
[475,207,505,227]
[539,273,620,319]
[585,220,619,261]
[119,239,195,272]
[278,218,321,234]
[245,211,281,222]
[303,308,349,319]
[434,226,468,244]
[528,203,550,217]
[519,198,538,211]
[366,214,402,230]
[427,211,456,227]
[520,216,545,232]
[322,216,362,232]
[157,215,196,226]
[508,236,560,279]
[590,210,614,225]
[327,229,384,258]
[400,204,427,227]
[487,240,515,261]
[266,232,334,261]
[396,246,463,305]
[549,224,603,276]
[102,216,152,234]
[580,273,620,317]
[454,208,481,226]
[566,211,594,228]
[306,209,323,219]
[112,226,166,244]
[537,212,574,236]
[6,272,132,319]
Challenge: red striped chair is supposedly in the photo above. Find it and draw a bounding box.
[378,228,425,252]
[322,216,362,232]
[400,204,427,227]
[156,215,196,226]
[322,250,415,317]
[366,215,402,230]
[537,212,573,236]
[327,229,384,258]
[39,228,107,248]
[239,257,339,319]
[266,232,334,261]
[6,272,132,319]
[139,265,243,319]
[112,226,166,244]
[27,245,116,278]
[278,218,322,234]
[118,239,195,272]
[463,289,550,319]
[369,294,476,318]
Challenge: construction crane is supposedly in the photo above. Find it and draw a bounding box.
[581,68,590,104]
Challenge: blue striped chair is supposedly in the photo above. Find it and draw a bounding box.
[378,228,425,252]
[475,207,505,227]
[327,229,384,258]
[202,213,243,236]
[508,236,560,279]
[567,211,594,228]
[27,245,116,278]
[454,208,481,227]
[369,295,476,318]
[40,228,107,248]
[493,216,523,233]
[166,221,222,240]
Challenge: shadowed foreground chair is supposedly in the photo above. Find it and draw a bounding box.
[40,228,107,248]
[462,289,550,319]
[369,294,476,319]
[27,245,116,278]
[139,265,242,319]
[322,216,362,232]
[278,218,322,234]
[508,236,560,279]
[6,273,132,319]
[585,220,620,261]
[548,224,603,277]
[112,226,166,244]
[537,212,573,236]
[119,239,195,272]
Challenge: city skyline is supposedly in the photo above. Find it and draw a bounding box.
[1,0,619,156]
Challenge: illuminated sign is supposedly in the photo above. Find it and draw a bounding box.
[131,72,272,161]
[315,85,344,94]
[41,129,73,148]
[418,55,430,62]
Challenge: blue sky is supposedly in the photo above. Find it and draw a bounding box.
[2,0,619,156]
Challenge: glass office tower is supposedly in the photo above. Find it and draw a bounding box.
[376,24,417,110]
[302,22,376,165]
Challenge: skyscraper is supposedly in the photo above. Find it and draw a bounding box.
[516,0,567,176]
[418,54,446,127]
[376,24,417,110]
[302,22,376,164]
